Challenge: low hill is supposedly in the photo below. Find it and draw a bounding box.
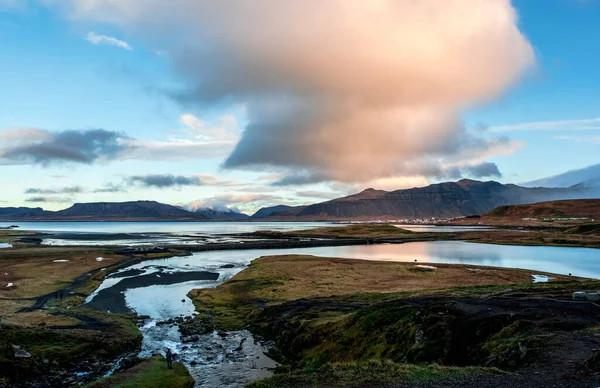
[250,205,307,219]
[0,207,45,217]
[192,208,249,220]
[485,199,600,219]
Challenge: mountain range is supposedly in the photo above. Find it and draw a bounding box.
[1,179,598,222]
[251,179,599,221]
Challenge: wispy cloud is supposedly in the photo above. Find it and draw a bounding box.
[296,191,337,200]
[85,32,132,50]
[0,128,132,166]
[126,174,204,189]
[25,196,72,203]
[489,118,600,132]
[25,186,84,195]
[93,183,127,193]
[554,135,600,143]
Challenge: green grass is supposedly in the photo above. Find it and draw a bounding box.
[86,356,194,388]
[248,360,502,388]
[0,308,142,383]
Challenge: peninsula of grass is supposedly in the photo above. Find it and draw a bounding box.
[255,223,438,240]
[189,254,576,330]
[189,254,600,387]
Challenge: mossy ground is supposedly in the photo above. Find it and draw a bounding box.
[189,254,598,387]
[0,239,146,386]
[86,356,194,388]
[190,254,577,330]
[248,360,502,388]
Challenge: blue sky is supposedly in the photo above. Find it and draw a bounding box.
[1,1,599,212]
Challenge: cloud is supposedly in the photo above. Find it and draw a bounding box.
[51,0,533,183]
[489,117,600,132]
[25,196,72,203]
[0,0,24,12]
[180,113,240,143]
[93,183,127,193]
[553,135,600,143]
[184,193,283,214]
[24,186,85,195]
[0,127,237,166]
[464,162,502,178]
[0,128,132,166]
[126,174,204,188]
[125,138,235,161]
[296,191,337,200]
[85,31,132,50]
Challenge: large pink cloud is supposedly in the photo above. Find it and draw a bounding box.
[51,0,534,183]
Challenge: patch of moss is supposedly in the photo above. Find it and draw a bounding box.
[481,320,547,368]
[0,309,142,384]
[248,360,502,388]
[86,356,194,388]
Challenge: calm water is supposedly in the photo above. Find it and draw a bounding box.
[0,221,335,234]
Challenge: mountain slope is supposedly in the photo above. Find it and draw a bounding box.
[266,179,598,220]
[250,205,307,219]
[192,208,249,220]
[485,199,600,219]
[0,207,45,217]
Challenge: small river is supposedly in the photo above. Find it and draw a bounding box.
[85,240,600,387]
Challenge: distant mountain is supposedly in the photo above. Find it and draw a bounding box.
[192,207,249,220]
[258,179,599,220]
[0,207,45,217]
[2,179,598,222]
[522,163,600,188]
[486,199,600,219]
[250,205,307,219]
[0,201,208,222]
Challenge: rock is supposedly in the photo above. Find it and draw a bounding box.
[12,345,32,358]
[573,291,600,301]
[179,314,214,337]
[220,264,236,269]
[116,353,139,372]
[218,331,228,338]
[235,338,247,352]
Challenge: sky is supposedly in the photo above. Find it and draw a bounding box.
[0,0,599,214]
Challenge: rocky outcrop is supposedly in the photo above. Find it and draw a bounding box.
[178,315,214,342]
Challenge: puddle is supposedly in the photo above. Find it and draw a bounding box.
[0,243,13,249]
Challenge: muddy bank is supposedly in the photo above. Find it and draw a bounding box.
[87,271,219,314]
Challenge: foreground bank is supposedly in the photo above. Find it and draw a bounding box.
[191,255,600,387]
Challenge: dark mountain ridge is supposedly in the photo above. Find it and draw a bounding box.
[0,201,208,222]
[273,179,598,220]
